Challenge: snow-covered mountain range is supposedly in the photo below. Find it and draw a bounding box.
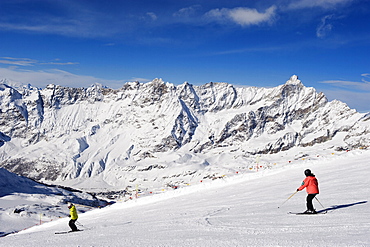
[1,75,370,192]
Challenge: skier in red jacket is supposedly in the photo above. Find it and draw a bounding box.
[297,169,319,214]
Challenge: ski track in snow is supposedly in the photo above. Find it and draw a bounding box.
[1,150,369,246]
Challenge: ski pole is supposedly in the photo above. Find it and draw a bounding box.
[76,221,84,227]
[278,191,298,208]
[315,197,325,209]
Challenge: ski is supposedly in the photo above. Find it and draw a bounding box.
[55,230,83,234]
[288,211,327,215]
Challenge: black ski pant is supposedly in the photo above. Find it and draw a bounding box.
[306,194,317,211]
[69,219,78,231]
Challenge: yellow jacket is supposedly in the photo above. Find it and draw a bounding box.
[69,205,78,220]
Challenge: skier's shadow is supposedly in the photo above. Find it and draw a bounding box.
[317,200,367,213]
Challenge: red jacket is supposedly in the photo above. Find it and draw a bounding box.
[298,176,319,194]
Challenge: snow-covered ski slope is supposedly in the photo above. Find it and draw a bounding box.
[2,150,369,247]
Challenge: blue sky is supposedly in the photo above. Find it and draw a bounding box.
[0,0,370,112]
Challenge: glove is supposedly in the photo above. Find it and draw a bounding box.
[296,189,299,191]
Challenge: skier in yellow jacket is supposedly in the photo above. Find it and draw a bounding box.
[67,202,79,231]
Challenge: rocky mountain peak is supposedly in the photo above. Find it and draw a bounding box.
[285,75,301,85]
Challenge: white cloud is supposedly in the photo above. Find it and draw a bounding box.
[320,74,370,91]
[0,67,128,89]
[146,12,158,21]
[316,15,334,38]
[0,57,79,67]
[0,21,95,38]
[173,5,201,18]
[40,62,80,65]
[0,57,37,66]
[361,73,370,83]
[288,0,353,9]
[205,6,277,26]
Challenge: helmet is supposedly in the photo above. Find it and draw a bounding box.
[67,202,73,208]
[304,169,312,176]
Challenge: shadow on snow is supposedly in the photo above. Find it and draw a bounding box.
[317,200,367,213]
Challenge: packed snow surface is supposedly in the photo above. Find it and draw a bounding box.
[1,149,369,246]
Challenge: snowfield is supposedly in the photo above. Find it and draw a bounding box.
[1,149,369,247]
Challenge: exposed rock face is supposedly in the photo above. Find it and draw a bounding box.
[0,76,369,183]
